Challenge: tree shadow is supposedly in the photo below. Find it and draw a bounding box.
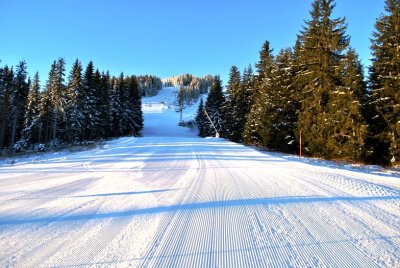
[75,188,177,198]
[1,194,399,226]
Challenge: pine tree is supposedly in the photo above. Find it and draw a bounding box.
[367,0,400,165]
[124,75,143,136]
[82,61,99,140]
[129,76,144,136]
[47,58,66,146]
[241,64,256,117]
[195,98,208,137]
[65,59,84,142]
[21,72,41,147]
[204,77,225,137]
[265,48,299,153]
[326,48,367,160]
[224,66,242,141]
[243,40,275,145]
[97,71,112,138]
[10,61,30,151]
[295,0,350,157]
[0,66,13,150]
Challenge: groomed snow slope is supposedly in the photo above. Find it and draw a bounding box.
[0,88,399,267]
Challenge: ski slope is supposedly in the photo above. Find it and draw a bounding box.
[1,88,399,267]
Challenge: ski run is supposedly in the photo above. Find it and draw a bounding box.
[1,88,399,267]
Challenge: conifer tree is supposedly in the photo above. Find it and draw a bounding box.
[21,72,41,147]
[124,75,143,136]
[243,40,275,145]
[295,0,350,157]
[82,61,99,140]
[326,48,367,160]
[0,66,13,150]
[47,58,66,145]
[97,72,112,138]
[224,66,242,141]
[195,98,208,137]
[10,61,30,150]
[264,48,299,153]
[129,76,144,136]
[204,77,225,137]
[65,59,84,142]
[241,65,256,117]
[367,0,400,165]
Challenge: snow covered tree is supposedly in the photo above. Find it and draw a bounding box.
[195,98,208,137]
[124,75,143,136]
[0,65,13,150]
[204,77,225,137]
[223,65,254,143]
[21,72,41,147]
[295,0,350,157]
[366,0,400,165]
[243,40,275,145]
[326,48,367,160]
[82,61,100,140]
[47,58,66,145]
[10,61,30,150]
[264,48,299,153]
[65,59,84,142]
[97,71,112,138]
[241,64,256,117]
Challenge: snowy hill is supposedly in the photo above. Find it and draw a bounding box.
[0,87,399,267]
[141,87,203,137]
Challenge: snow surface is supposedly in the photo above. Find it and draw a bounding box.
[1,87,400,267]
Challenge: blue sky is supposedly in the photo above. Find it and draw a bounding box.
[0,0,385,85]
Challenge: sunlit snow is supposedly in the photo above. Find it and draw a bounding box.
[0,87,399,267]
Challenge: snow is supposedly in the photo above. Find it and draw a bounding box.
[1,87,400,267]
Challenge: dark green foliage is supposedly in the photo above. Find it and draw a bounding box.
[224,66,242,141]
[204,77,225,137]
[65,59,84,142]
[0,66,13,150]
[264,49,299,153]
[325,48,367,161]
[195,98,208,137]
[243,40,275,145]
[0,58,144,153]
[366,0,400,165]
[10,61,30,150]
[295,0,350,158]
[21,72,41,146]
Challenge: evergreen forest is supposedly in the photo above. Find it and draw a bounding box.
[196,0,400,166]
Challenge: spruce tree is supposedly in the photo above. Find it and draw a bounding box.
[195,98,208,137]
[129,76,144,136]
[265,48,299,153]
[204,77,225,137]
[98,72,112,138]
[82,61,99,140]
[47,58,66,146]
[21,72,41,147]
[65,59,84,142]
[10,61,30,151]
[295,0,350,157]
[224,66,242,141]
[326,48,367,160]
[367,0,400,165]
[241,64,256,118]
[0,66,13,150]
[243,40,275,145]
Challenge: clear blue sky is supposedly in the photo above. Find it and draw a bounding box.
[0,0,385,85]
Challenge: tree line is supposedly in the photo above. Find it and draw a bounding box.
[0,59,143,153]
[197,0,399,166]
